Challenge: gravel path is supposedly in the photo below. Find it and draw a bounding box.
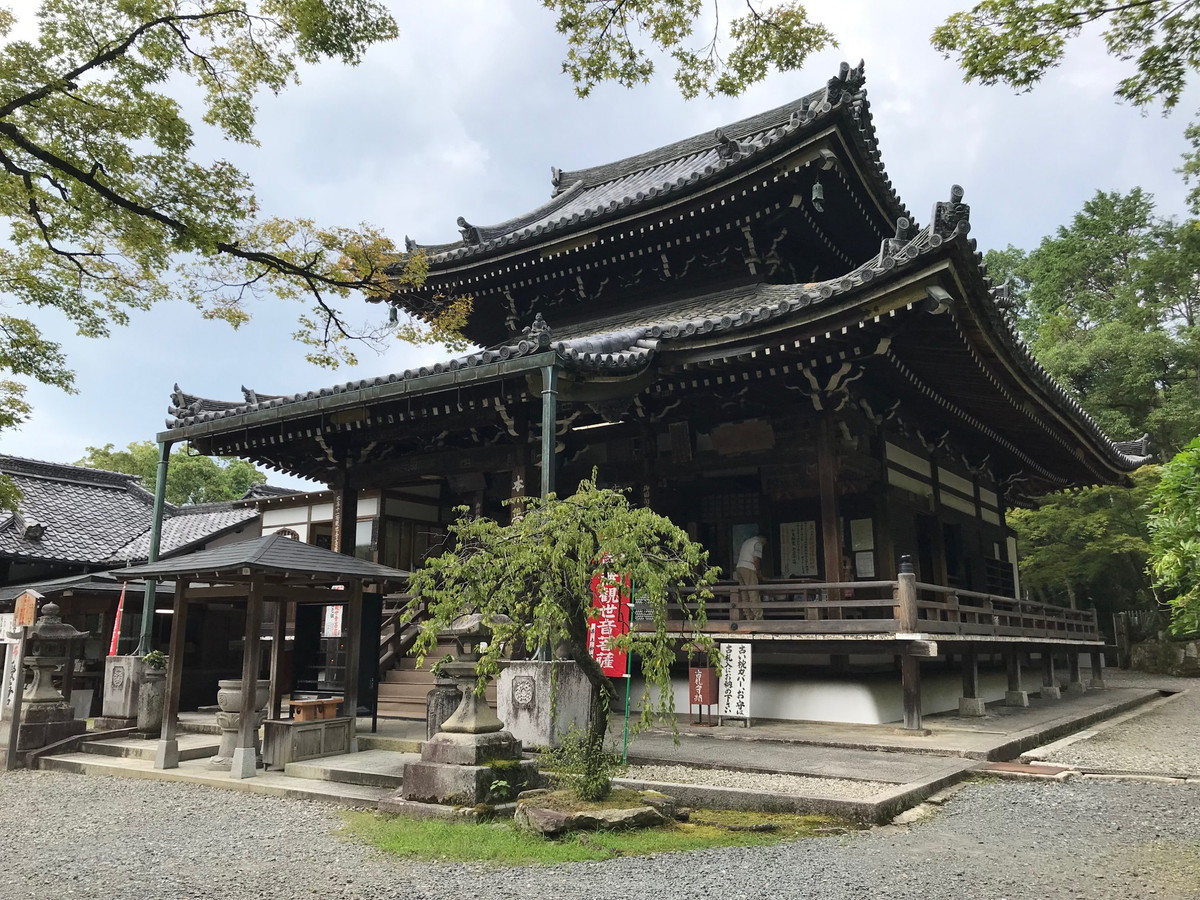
[4,770,1200,900]
[1037,671,1200,776]
[622,764,888,798]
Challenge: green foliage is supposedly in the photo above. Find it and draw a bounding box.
[405,474,719,758]
[1008,467,1158,616]
[76,440,266,505]
[141,650,167,669]
[540,726,623,801]
[986,189,1200,456]
[543,0,835,99]
[931,0,1200,109]
[1148,437,1200,634]
[0,1,472,450]
[931,1,1200,214]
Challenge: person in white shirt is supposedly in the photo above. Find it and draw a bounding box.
[734,532,767,620]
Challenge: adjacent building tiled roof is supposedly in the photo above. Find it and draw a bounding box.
[408,61,906,264]
[0,456,258,567]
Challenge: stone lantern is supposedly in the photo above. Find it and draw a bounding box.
[18,602,87,750]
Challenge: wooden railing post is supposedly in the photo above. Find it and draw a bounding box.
[897,558,918,633]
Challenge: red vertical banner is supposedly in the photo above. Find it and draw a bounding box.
[108,584,127,657]
[587,572,630,677]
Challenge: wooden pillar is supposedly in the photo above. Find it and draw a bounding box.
[268,600,287,721]
[1040,649,1061,700]
[816,415,842,583]
[333,474,358,556]
[1005,649,1029,706]
[231,576,264,779]
[901,655,923,730]
[897,558,922,729]
[1089,650,1106,690]
[154,582,189,770]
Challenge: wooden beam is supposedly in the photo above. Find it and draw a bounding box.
[817,414,843,584]
[342,582,363,752]
[268,600,287,721]
[901,655,922,730]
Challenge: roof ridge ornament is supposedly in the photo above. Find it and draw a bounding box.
[932,184,970,237]
[551,166,564,195]
[715,128,741,160]
[522,313,553,348]
[882,215,916,257]
[457,216,482,245]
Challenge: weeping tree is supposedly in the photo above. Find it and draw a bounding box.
[404,475,718,798]
[1148,438,1200,636]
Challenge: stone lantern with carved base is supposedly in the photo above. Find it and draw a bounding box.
[15,603,88,753]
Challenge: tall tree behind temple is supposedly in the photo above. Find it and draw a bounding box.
[985,189,1200,457]
[76,441,266,506]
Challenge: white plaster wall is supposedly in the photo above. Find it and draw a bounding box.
[630,667,1010,725]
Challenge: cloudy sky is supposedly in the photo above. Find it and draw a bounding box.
[2,1,1196,489]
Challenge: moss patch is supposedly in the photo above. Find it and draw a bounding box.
[524,788,648,813]
[341,807,853,866]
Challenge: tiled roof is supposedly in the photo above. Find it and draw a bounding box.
[117,533,408,584]
[162,197,1152,477]
[0,456,258,566]
[408,61,906,264]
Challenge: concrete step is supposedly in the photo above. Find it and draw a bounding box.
[357,732,423,753]
[377,699,429,720]
[283,749,418,789]
[383,669,437,684]
[83,732,218,762]
[37,752,390,807]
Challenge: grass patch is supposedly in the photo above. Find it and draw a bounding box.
[525,788,648,813]
[340,808,853,866]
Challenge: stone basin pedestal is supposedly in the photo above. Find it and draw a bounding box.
[209,679,269,771]
[379,614,539,820]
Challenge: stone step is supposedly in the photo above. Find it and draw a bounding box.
[357,732,423,753]
[83,732,219,762]
[38,752,390,806]
[377,699,430,720]
[283,749,418,789]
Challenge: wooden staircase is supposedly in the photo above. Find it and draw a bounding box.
[375,594,497,720]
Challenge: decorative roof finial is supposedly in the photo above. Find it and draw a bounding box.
[932,184,970,237]
[457,216,482,245]
[404,235,417,253]
[714,128,740,160]
[522,313,553,347]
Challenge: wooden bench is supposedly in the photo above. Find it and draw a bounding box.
[288,697,342,722]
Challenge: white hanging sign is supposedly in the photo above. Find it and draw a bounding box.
[718,642,752,721]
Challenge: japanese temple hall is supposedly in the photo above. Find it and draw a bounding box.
[156,61,1151,727]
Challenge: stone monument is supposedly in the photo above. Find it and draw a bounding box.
[380,614,538,819]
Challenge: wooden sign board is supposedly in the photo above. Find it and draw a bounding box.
[13,590,39,628]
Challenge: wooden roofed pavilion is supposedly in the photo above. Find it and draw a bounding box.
[152,61,1150,727]
[117,534,408,777]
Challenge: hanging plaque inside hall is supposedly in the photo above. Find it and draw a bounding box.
[779,521,818,578]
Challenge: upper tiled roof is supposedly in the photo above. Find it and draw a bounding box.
[0,456,257,566]
[408,61,904,265]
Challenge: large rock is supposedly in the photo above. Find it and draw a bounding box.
[514,796,669,837]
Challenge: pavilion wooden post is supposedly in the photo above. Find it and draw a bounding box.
[1089,650,1107,690]
[1005,649,1029,706]
[958,648,985,716]
[231,575,264,779]
[897,557,923,730]
[268,600,287,721]
[816,415,843,586]
[540,364,559,499]
[154,582,189,770]
[1040,649,1061,700]
[342,582,363,752]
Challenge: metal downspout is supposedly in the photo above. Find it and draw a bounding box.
[134,440,172,656]
[540,364,558,498]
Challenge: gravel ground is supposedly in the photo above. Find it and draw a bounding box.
[1038,671,1200,776]
[622,764,888,798]
[4,770,1200,900]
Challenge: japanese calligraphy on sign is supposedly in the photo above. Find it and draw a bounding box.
[718,642,752,720]
[586,572,630,678]
[779,521,818,578]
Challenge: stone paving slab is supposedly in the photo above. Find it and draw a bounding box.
[38,751,389,806]
[84,732,218,762]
